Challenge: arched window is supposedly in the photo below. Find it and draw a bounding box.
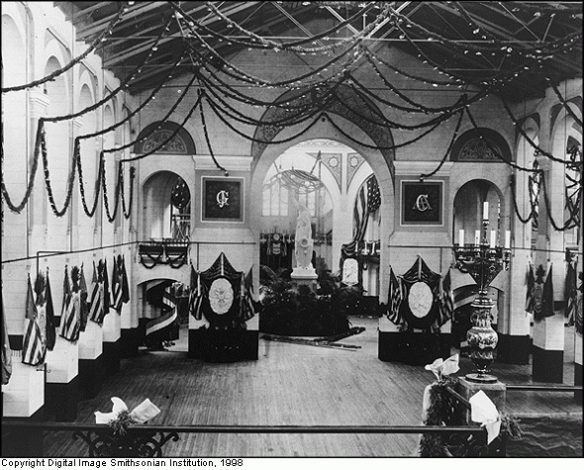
[451,128,512,162]
[134,121,195,155]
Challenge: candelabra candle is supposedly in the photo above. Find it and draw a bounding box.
[453,218,511,383]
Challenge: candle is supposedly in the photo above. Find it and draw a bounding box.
[483,202,489,221]
[490,229,496,247]
[474,230,480,245]
[505,230,511,248]
[458,229,465,245]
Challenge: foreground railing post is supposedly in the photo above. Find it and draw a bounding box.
[455,377,507,456]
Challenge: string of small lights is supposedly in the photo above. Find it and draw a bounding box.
[419,109,465,180]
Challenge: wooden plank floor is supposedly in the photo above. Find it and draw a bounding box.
[40,317,582,457]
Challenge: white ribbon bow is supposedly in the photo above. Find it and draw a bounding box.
[469,390,501,444]
[95,397,161,424]
[424,353,460,380]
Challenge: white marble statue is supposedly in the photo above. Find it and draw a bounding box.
[292,197,314,270]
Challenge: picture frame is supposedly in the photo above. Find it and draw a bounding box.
[401,180,443,225]
[202,177,244,222]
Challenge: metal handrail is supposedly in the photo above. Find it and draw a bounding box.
[506,384,583,392]
[1,420,487,435]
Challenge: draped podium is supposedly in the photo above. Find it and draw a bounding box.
[190,253,259,362]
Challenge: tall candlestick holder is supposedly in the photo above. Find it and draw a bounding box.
[454,220,511,383]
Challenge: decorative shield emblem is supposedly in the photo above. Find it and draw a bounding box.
[209,278,234,315]
[408,281,434,319]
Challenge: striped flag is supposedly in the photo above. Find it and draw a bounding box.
[44,270,57,351]
[2,298,12,385]
[78,264,89,332]
[525,263,535,313]
[533,264,554,322]
[89,261,105,325]
[241,267,260,321]
[111,256,123,312]
[23,276,45,366]
[189,265,205,320]
[120,255,130,304]
[102,259,111,316]
[565,250,577,325]
[60,266,81,342]
[341,175,381,258]
[453,285,478,312]
[387,267,403,325]
[437,269,454,327]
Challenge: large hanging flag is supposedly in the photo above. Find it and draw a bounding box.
[121,255,130,304]
[386,267,403,325]
[23,276,45,366]
[532,264,555,322]
[111,256,123,312]
[78,264,89,332]
[189,265,205,320]
[2,298,13,385]
[525,263,535,313]
[565,249,577,325]
[33,273,47,347]
[241,267,260,321]
[89,261,105,325]
[437,269,454,328]
[60,266,80,342]
[102,259,111,316]
[44,270,57,351]
[341,174,381,258]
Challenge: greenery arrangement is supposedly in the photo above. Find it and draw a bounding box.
[108,410,137,437]
[259,266,353,336]
[419,376,522,457]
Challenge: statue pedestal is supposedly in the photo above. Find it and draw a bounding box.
[291,267,318,290]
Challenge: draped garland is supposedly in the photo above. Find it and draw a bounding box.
[0,1,581,228]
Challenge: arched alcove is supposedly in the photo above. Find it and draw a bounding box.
[451,128,512,162]
[142,171,192,241]
[250,112,394,303]
[134,121,196,155]
[453,179,504,245]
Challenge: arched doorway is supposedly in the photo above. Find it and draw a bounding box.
[142,171,191,242]
[250,89,395,307]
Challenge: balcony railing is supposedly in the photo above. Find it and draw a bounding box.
[138,239,188,269]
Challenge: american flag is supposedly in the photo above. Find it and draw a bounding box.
[525,263,535,313]
[387,267,403,325]
[189,265,205,320]
[60,266,81,342]
[241,267,260,321]
[78,264,89,332]
[112,256,123,312]
[43,270,57,351]
[437,269,454,327]
[565,249,577,325]
[89,261,105,325]
[23,276,45,366]
[342,175,381,257]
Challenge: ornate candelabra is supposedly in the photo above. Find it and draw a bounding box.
[454,206,511,383]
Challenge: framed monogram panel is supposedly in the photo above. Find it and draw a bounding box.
[202,177,244,222]
[401,181,443,225]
